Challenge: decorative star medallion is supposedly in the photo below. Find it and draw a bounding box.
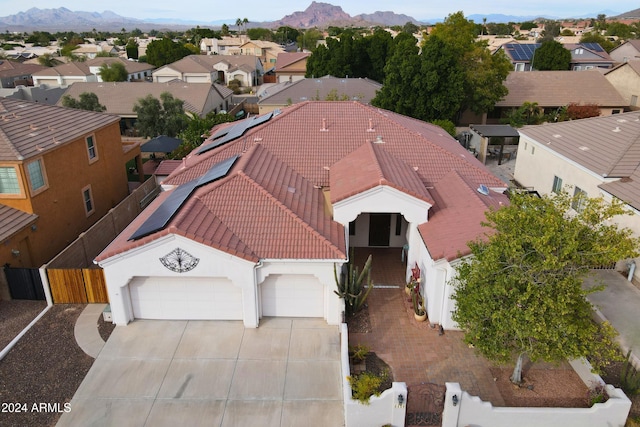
[159,248,199,273]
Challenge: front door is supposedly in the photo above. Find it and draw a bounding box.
[369,214,391,246]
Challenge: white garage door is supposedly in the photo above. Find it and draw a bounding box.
[261,274,324,317]
[129,277,243,320]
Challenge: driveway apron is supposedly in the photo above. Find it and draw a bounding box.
[57,318,344,427]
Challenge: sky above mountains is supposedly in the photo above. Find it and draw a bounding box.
[0,0,631,23]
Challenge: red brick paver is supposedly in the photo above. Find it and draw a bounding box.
[349,248,506,406]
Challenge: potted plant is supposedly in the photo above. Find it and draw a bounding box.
[412,287,426,321]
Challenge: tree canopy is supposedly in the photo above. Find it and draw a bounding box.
[373,12,510,121]
[452,191,639,384]
[171,112,235,159]
[61,92,106,112]
[145,38,191,67]
[532,40,571,70]
[133,92,188,138]
[98,61,128,82]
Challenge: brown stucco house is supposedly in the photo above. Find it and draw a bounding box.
[0,98,132,277]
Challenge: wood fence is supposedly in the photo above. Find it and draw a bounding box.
[47,268,108,303]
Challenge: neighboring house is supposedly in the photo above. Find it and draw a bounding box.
[72,43,119,59]
[258,76,382,114]
[152,55,263,87]
[610,40,640,64]
[498,42,615,71]
[605,61,640,110]
[32,57,154,86]
[238,40,284,68]
[57,81,233,135]
[96,101,508,329]
[275,52,310,83]
[199,37,245,55]
[0,84,66,105]
[0,60,47,88]
[0,98,132,277]
[513,111,640,279]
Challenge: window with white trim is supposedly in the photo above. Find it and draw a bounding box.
[82,185,95,216]
[86,135,98,163]
[26,158,47,194]
[515,62,525,71]
[552,176,563,193]
[0,166,20,194]
[572,186,587,212]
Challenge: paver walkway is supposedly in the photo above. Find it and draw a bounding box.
[350,248,506,405]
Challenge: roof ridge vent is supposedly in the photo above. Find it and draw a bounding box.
[477,184,490,196]
[374,135,384,143]
[613,127,621,133]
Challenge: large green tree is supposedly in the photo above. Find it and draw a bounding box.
[532,40,571,70]
[452,191,639,384]
[99,61,128,82]
[133,92,188,138]
[145,38,191,67]
[429,12,511,117]
[171,112,235,159]
[61,92,106,112]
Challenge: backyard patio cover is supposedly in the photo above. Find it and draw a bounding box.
[469,124,520,138]
[141,135,182,153]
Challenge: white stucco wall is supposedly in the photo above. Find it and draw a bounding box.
[348,213,408,248]
[514,134,640,278]
[99,234,257,326]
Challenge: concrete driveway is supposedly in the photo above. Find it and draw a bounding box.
[57,318,344,427]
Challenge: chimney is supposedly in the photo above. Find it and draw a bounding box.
[367,118,374,132]
[321,118,328,132]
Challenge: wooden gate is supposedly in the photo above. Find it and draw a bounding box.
[405,383,445,427]
[47,268,108,303]
[4,266,45,300]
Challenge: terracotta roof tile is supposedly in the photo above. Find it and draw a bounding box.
[98,102,505,264]
[419,171,508,261]
[330,140,433,204]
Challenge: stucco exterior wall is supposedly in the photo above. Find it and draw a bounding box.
[605,65,640,108]
[514,134,640,279]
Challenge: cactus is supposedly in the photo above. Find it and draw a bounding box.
[412,287,425,316]
[334,251,374,317]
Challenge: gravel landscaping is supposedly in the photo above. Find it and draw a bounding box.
[0,300,47,351]
[0,304,94,427]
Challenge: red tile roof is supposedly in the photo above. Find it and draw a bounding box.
[98,102,507,263]
[419,171,508,261]
[330,140,433,204]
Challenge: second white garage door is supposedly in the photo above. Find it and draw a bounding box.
[129,277,243,320]
[261,274,325,317]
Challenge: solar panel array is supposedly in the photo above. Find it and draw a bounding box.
[581,42,604,53]
[197,112,274,155]
[129,155,239,241]
[505,43,540,61]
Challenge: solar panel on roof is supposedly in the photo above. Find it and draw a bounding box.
[196,154,238,186]
[128,179,199,241]
[581,42,604,52]
[128,155,239,241]
[508,44,540,62]
[196,112,273,155]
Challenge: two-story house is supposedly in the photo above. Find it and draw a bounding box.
[498,42,615,71]
[0,60,47,88]
[610,40,640,64]
[513,111,640,280]
[0,98,131,280]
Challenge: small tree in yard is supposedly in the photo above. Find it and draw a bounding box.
[99,61,128,82]
[531,40,571,71]
[61,92,106,112]
[452,191,639,385]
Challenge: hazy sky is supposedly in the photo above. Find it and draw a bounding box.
[0,1,633,23]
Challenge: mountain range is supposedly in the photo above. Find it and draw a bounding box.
[0,3,633,32]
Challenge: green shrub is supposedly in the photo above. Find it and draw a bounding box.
[349,344,369,362]
[621,349,640,395]
[348,371,387,404]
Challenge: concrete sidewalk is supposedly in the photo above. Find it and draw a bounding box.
[584,269,640,367]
